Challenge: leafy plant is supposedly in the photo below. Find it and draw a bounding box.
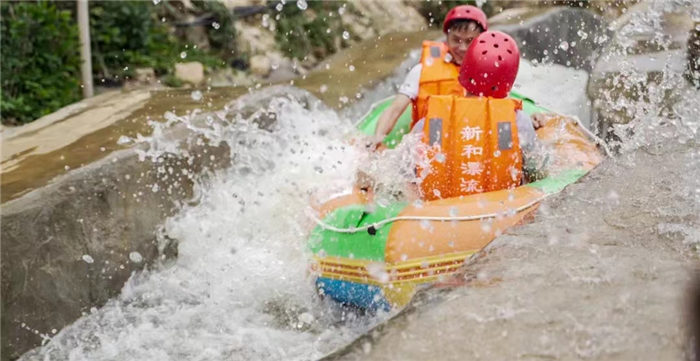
[196,0,238,61]
[1,1,81,125]
[89,1,180,81]
[414,0,477,28]
[272,1,350,59]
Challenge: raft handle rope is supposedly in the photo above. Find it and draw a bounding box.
[306,192,556,234]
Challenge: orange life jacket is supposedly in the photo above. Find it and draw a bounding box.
[418,95,524,201]
[412,41,465,128]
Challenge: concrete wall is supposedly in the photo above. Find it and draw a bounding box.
[1,86,322,360]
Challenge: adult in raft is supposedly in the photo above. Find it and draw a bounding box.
[368,4,488,149]
[367,4,543,150]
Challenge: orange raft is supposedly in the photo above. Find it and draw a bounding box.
[307,98,605,311]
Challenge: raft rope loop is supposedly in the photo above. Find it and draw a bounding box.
[311,96,612,234]
[306,193,558,234]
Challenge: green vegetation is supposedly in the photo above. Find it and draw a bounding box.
[414,1,477,26]
[89,1,178,82]
[1,2,82,124]
[1,0,235,125]
[273,1,351,60]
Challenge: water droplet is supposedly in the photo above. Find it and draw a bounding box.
[129,252,143,263]
[276,3,283,11]
[326,28,331,34]
[559,41,569,51]
[355,93,362,99]
[325,63,331,70]
[51,329,57,334]
[449,207,458,217]
[151,184,159,193]
[349,65,355,71]
[82,255,94,264]
[296,0,307,10]
[64,165,70,171]
[494,150,501,157]
[190,90,203,101]
[366,263,389,283]
[117,135,132,145]
[90,307,98,314]
[420,219,431,230]
[212,22,220,30]
[577,29,588,40]
[271,62,279,70]
[153,0,161,4]
[362,341,372,354]
[100,147,106,152]
[123,66,129,71]
[690,7,700,22]
[342,31,350,40]
[435,153,446,163]
[319,85,328,93]
[338,5,346,15]
[180,52,187,59]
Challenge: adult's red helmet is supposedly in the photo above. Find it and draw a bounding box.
[459,31,520,98]
[443,5,488,34]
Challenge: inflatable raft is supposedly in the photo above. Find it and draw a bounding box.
[307,91,605,311]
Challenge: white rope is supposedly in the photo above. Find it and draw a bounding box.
[568,115,614,158]
[307,193,556,234]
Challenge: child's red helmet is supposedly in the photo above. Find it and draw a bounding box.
[458,31,520,98]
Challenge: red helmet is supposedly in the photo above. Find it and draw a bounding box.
[458,31,520,98]
[443,5,488,34]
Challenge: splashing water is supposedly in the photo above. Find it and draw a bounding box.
[24,96,401,360]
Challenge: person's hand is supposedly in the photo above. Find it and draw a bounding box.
[356,169,374,191]
[530,113,548,130]
[363,135,385,152]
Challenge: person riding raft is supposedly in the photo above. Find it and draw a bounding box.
[417,30,546,201]
[368,5,489,150]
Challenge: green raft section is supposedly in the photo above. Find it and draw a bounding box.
[309,91,586,261]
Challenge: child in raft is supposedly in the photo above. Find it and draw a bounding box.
[411,31,546,199]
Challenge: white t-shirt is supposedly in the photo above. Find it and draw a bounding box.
[398,63,424,101]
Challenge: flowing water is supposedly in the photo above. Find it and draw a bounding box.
[21,1,700,360]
